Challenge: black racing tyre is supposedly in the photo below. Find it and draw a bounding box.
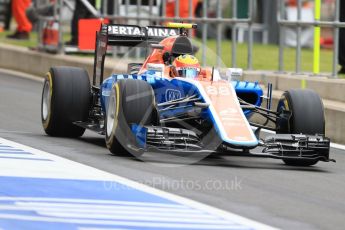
[105,79,156,156]
[41,67,90,137]
[127,63,143,74]
[276,89,325,166]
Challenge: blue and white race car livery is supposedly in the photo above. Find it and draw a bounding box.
[41,23,333,166]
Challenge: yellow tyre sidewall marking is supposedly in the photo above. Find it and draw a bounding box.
[43,72,53,129]
[283,96,291,132]
[283,97,289,110]
[108,83,121,147]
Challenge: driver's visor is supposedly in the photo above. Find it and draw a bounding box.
[177,68,200,79]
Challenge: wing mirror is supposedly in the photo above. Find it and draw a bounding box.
[226,68,243,82]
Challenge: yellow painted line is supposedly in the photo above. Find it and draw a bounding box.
[313,0,321,74]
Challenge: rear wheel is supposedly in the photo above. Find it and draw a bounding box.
[276,89,325,166]
[41,67,90,137]
[105,79,156,156]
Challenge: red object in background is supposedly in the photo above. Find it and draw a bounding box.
[78,19,109,50]
[320,37,334,49]
[42,21,59,47]
[165,0,198,36]
[287,0,310,7]
[12,0,32,32]
[166,0,199,18]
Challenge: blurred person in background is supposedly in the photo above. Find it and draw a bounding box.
[165,0,200,53]
[338,0,345,74]
[165,0,199,19]
[65,0,95,46]
[7,0,32,39]
[165,0,199,40]
[25,0,54,26]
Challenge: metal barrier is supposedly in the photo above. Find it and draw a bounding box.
[0,0,11,30]
[33,0,344,77]
[35,0,255,68]
[103,0,254,68]
[277,0,345,77]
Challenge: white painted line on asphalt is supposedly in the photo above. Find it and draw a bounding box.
[0,137,278,230]
[330,143,345,151]
[0,68,44,82]
[0,197,185,208]
[77,228,133,230]
[0,214,248,229]
[16,202,205,214]
[0,130,36,134]
[78,228,129,230]
[34,212,233,224]
[0,205,219,219]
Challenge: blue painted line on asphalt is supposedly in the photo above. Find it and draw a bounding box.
[0,151,32,155]
[0,148,20,151]
[0,156,52,161]
[0,145,33,155]
[0,176,250,230]
[0,144,47,160]
[0,148,27,151]
[0,137,275,230]
[0,177,175,204]
[0,149,26,151]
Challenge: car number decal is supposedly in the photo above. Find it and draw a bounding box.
[200,81,256,143]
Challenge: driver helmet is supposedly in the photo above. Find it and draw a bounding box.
[170,54,201,78]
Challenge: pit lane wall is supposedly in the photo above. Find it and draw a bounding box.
[1,43,344,144]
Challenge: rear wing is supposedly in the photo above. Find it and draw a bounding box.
[92,23,197,86]
[107,24,179,47]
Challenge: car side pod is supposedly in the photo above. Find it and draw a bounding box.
[259,134,335,163]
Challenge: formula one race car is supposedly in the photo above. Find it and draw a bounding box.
[41,23,334,166]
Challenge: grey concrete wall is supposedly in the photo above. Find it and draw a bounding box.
[243,71,345,103]
[0,43,126,81]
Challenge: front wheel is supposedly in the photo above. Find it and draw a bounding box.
[105,79,157,156]
[276,89,325,166]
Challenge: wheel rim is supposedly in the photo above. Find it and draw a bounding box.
[42,80,51,121]
[106,90,116,137]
